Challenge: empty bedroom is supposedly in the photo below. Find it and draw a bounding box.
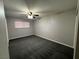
[3,0,78,59]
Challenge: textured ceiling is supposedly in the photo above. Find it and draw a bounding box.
[4,0,77,17]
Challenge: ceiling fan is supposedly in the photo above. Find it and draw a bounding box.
[26,11,39,19]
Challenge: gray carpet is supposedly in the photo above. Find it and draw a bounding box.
[9,35,73,59]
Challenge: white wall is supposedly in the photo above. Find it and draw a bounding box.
[7,17,34,40]
[34,10,76,48]
[0,0,9,59]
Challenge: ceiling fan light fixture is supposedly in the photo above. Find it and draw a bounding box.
[27,15,33,19]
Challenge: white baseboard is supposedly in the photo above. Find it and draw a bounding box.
[35,35,73,48]
[10,35,33,40]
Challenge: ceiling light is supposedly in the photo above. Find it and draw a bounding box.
[27,15,33,19]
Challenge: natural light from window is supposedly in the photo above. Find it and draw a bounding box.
[15,21,30,28]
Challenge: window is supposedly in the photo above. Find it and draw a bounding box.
[15,21,30,28]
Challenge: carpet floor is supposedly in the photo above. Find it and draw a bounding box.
[9,35,73,59]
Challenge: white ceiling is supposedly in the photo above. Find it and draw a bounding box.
[4,0,77,17]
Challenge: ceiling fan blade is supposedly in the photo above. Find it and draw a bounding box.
[33,14,39,16]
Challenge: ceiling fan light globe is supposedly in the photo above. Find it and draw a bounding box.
[28,15,33,19]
